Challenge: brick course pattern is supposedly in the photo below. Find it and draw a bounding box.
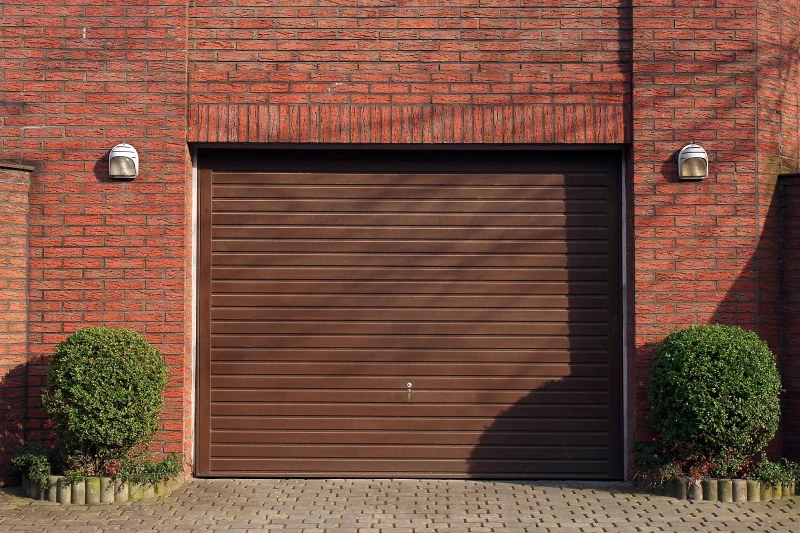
[188,103,629,143]
[187,1,633,143]
[188,1,632,106]
[0,165,30,486]
[629,0,799,459]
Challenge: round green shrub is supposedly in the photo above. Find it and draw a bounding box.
[649,324,781,466]
[42,328,168,464]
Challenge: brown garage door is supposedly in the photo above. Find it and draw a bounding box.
[197,149,622,479]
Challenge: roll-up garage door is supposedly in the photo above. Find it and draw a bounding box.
[197,149,622,479]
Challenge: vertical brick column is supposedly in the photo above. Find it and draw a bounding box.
[631,0,760,443]
[768,0,800,461]
[0,163,30,486]
[0,1,192,466]
[631,0,799,461]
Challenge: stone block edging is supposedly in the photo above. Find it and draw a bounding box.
[21,474,184,505]
[638,476,796,502]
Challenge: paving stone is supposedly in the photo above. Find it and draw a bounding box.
[1,481,799,532]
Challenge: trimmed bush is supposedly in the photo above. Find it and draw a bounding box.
[42,328,168,471]
[649,324,781,467]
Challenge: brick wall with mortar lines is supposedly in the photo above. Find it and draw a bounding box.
[632,0,761,443]
[629,0,798,458]
[0,165,30,486]
[187,0,633,142]
[0,0,194,478]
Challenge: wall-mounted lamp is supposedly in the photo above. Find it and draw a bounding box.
[109,143,139,179]
[677,143,708,180]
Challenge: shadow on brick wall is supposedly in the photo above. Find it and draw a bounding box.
[0,363,26,486]
[627,176,791,461]
[628,175,794,462]
[91,150,111,182]
[705,177,792,460]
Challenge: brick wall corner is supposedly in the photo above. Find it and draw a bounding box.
[0,162,31,486]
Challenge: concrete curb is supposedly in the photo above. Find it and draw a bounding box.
[21,474,184,505]
[638,476,796,502]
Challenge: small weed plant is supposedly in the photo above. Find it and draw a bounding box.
[11,446,51,487]
[113,450,186,486]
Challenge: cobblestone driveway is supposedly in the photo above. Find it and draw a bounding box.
[1,479,799,532]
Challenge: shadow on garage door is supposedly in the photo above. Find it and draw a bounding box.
[195,147,623,480]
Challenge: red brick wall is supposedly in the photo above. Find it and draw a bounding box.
[630,0,798,459]
[631,0,757,439]
[0,0,193,466]
[187,0,633,143]
[0,164,30,486]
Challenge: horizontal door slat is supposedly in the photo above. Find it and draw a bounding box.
[210,335,608,350]
[210,322,608,337]
[212,267,608,282]
[210,348,610,364]
[210,430,609,446]
[210,376,609,390]
[210,444,609,460]
[210,416,609,432]
[211,280,608,296]
[212,294,609,309]
[213,243,608,256]
[213,184,608,200]
[211,361,607,378]
[212,172,607,187]
[210,389,609,404]
[209,403,608,418]
[213,199,608,214]
[212,227,608,240]
[213,213,607,227]
[209,309,609,323]
[211,253,607,268]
